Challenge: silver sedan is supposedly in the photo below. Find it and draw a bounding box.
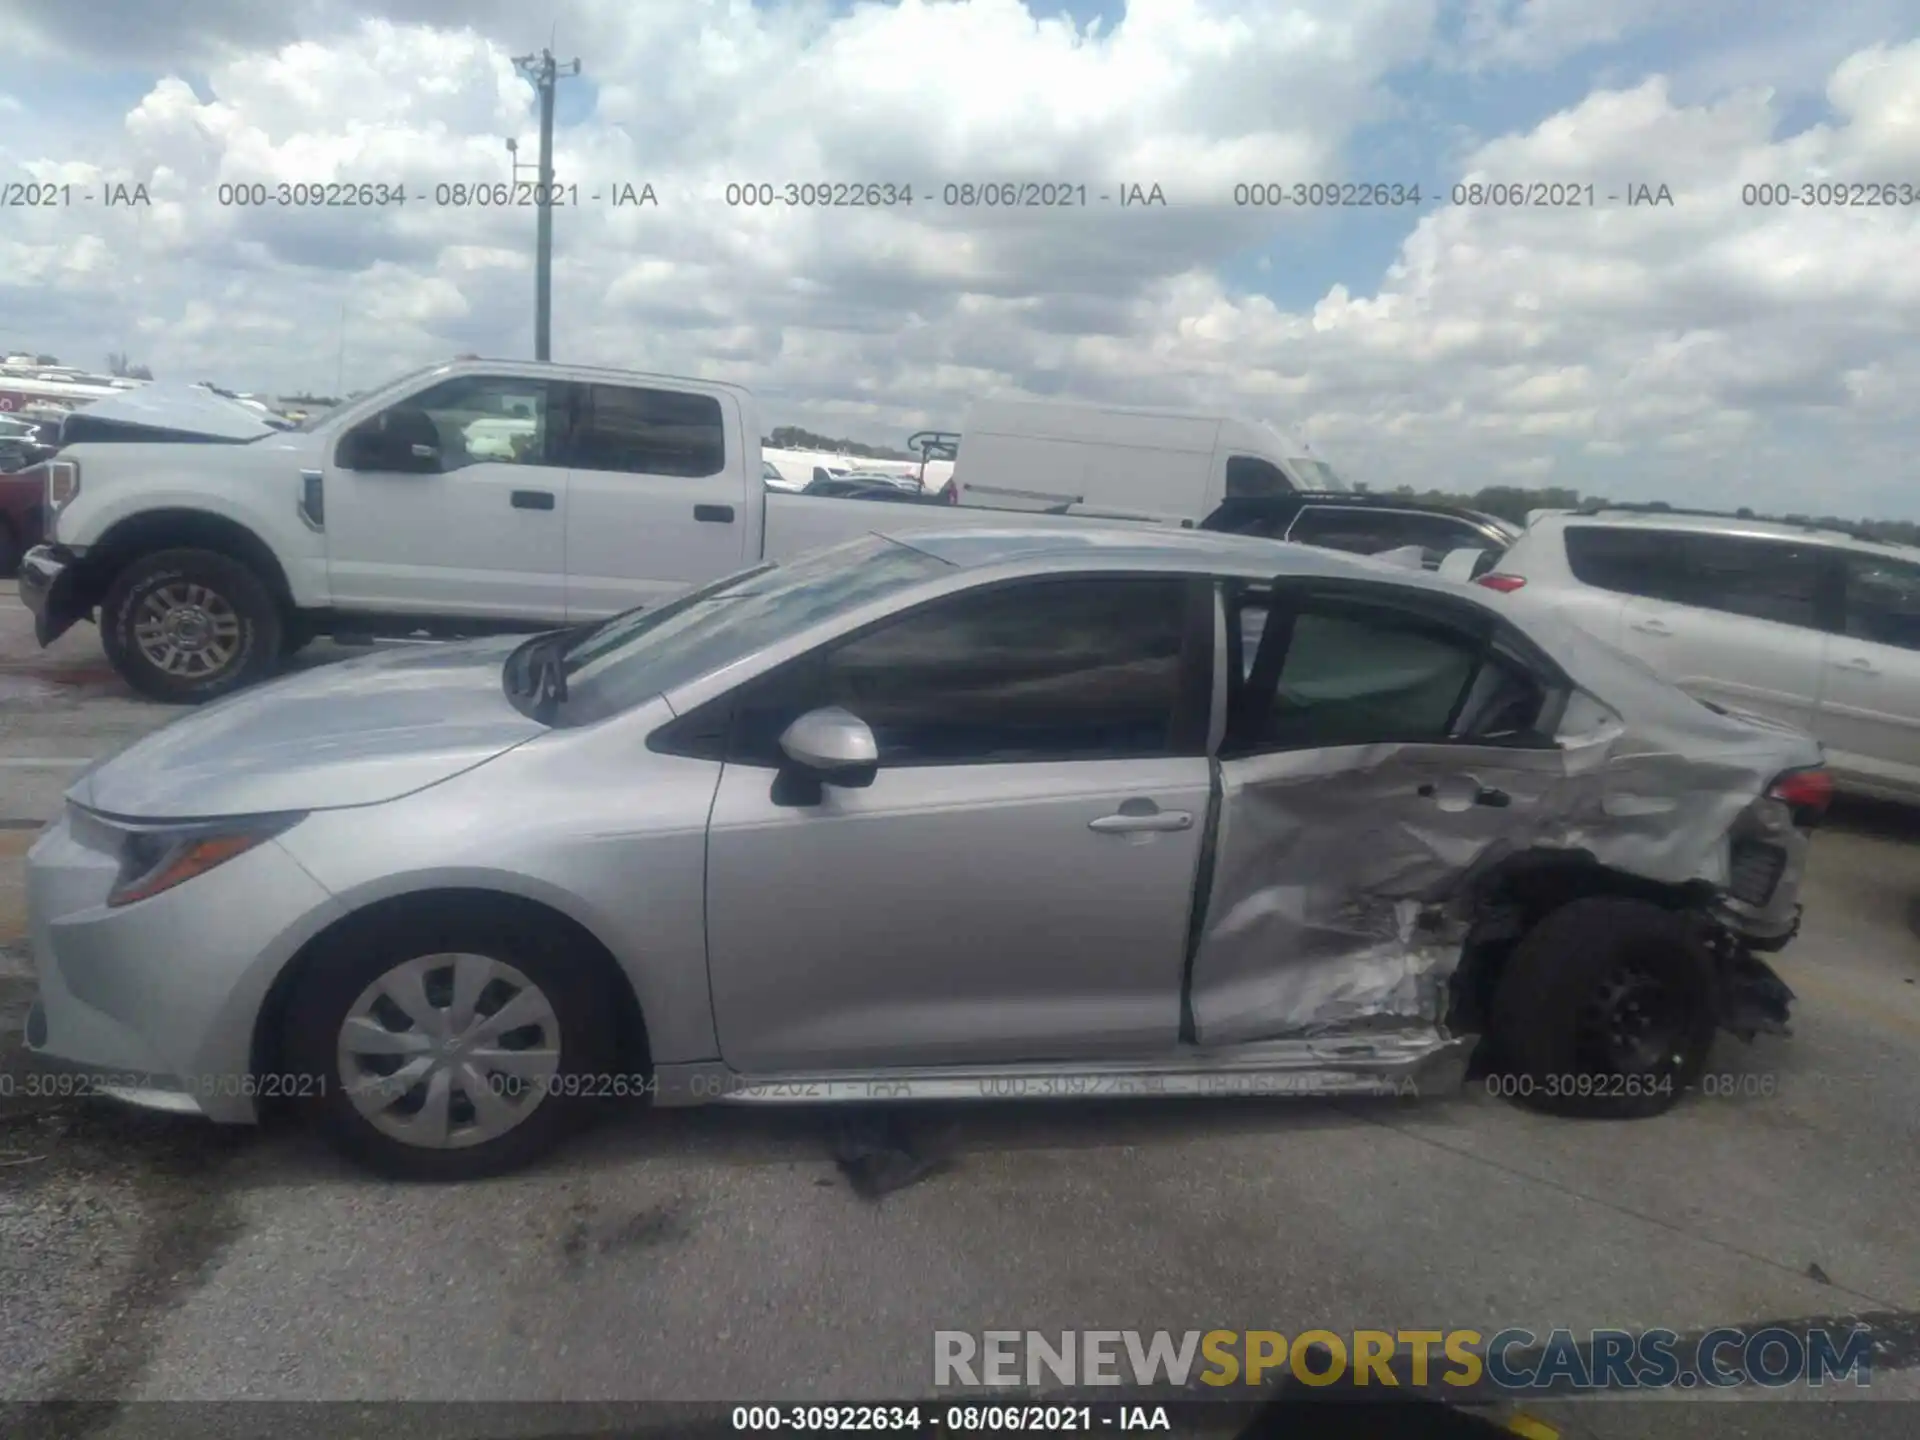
[22,528,1826,1178]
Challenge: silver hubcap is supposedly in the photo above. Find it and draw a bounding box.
[133,582,243,676]
[337,953,562,1150]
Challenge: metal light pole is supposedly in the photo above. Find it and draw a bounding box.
[511,49,580,362]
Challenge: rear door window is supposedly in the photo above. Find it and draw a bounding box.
[1227,590,1541,752]
[1564,525,1825,629]
[567,384,726,478]
[1669,534,1823,628]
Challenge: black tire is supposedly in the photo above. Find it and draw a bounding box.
[0,519,19,579]
[1488,897,1715,1119]
[282,906,621,1181]
[100,548,283,703]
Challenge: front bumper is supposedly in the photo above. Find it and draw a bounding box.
[17,543,89,647]
[21,807,347,1123]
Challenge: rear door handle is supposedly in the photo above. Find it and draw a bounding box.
[1089,811,1193,834]
[694,504,735,523]
[511,489,555,510]
[1629,619,1672,636]
[1418,783,1511,807]
[1838,656,1878,673]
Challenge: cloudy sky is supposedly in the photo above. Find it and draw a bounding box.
[2,0,1917,516]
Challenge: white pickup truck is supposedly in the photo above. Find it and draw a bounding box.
[19,358,1182,702]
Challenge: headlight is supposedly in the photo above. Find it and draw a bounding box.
[106,812,307,908]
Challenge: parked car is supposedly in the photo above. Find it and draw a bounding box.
[950,398,1348,520]
[802,474,950,503]
[0,464,48,576]
[1477,506,1920,803]
[23,526,1823,1179]
[1201,492,1519,571]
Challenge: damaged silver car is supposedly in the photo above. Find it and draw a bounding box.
[22,527,1827,1179]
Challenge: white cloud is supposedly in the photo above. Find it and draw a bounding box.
[1,1,1918,518]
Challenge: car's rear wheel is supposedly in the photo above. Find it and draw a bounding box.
[1488,896,1715,1119]
[100,548,283,703]
[283,910,620,1180]
[0,518,20,579]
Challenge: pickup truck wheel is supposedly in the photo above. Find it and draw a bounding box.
[282,910,619,1181]
[100,548,283,704]
[1488,897,1715,1119]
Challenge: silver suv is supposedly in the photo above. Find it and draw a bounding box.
[1478,507,1920,802]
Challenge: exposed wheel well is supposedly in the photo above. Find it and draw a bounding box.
[249,889,653,1114]
[1447,850,1711,1042]
[79,510,296,615]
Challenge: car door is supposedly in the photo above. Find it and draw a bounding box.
[1609,532,1830,730]
[323,372,569,619]
[1814,551,1920,794]
[701,573,1216,1074]
[1189,579,1573,1048]
[561,381,756,620]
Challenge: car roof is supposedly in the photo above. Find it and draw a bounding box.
[879,524,1470,590]
[1544,508,1917,558]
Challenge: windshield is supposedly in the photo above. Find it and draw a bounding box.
[1289,457,1348,492]
[551,534,951,724]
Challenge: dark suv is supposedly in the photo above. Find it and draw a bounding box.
[1202,492,1520,570]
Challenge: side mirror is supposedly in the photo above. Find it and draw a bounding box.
[777,706,879,790]
[341,418,439,473]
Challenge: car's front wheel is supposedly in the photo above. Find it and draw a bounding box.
[1488,896,1716,1119]
[99,548,283,703]
[283,909,621,1180]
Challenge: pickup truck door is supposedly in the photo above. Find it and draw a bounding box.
[701,574,1214,1074]
[322,373,569,620]
[561,381,757,621]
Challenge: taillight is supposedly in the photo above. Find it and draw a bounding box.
[1768,766,1833,820]
[1475,573,1526,593]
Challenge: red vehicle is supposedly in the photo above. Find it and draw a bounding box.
[0,458,51,576]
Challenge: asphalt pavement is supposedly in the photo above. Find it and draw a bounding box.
[2,582,1917,1438]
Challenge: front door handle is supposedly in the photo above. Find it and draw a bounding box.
[1838,656,1878,673]
[694,504,735,523]
[1629,619,1672,636]
[1089,810,1193,834]
[511,489,555,510]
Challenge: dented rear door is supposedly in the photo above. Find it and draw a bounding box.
[1186,578,1575,1047]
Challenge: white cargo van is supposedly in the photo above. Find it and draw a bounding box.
[950,399,1346,521]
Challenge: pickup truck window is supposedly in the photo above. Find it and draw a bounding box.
[569,384,726,478]
[361,375,558,471]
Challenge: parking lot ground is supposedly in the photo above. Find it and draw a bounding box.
[2,583,1918,1434]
